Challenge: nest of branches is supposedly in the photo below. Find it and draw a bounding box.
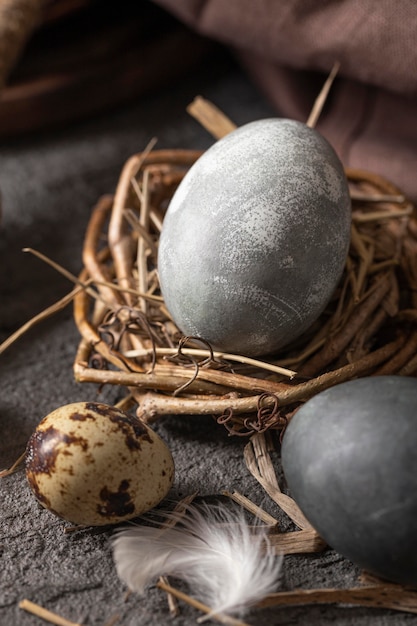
[73,106,417,436]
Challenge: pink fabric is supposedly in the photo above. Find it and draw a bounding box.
[154,0,417,201]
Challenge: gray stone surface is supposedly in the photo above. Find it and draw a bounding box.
[1,64,416,626]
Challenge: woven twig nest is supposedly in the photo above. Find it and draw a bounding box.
[73,117,417,436]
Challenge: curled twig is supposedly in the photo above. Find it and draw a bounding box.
[166,336,230,371]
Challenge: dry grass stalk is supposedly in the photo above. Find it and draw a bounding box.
[268,528,326,555]
[306,61,340,128]
[18,599,83,626]
[102,615,121,626]
[222,490,279,527]
[155,579,252,626]
[244,434,314,534]
[257,582,417,614]
[159,576,180,617]
[243,434,327,556]
[157,493,198,616]
[0,451,25,477]
[0,284,84,356]
[124,346,297,379]
[187,96,237,139]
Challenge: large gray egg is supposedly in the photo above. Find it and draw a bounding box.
[281,376,417,585]
[158,119,351,357]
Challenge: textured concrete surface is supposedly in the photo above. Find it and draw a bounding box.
[1,61,416,626]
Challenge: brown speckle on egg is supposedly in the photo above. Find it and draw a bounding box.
[69,410,96,421]
[98,480,135,518]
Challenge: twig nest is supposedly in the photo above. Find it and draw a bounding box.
[158,119,351,357]
[25,402,174,526]
[281,376,417,585]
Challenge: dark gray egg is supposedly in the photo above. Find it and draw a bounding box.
[158,119,351,357]
[281,376,417,585]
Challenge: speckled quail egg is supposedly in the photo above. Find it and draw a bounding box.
[158,118,351,357]
[25,401,174,526]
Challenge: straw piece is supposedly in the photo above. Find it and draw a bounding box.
[0,285,85,356]
[244,435,313,531]
[187,96,237,139]
[375,329,417,375]
[158,493,198,615]
[222,490,279,527]
[350,190,405,203]
[352,206,413,223]
[0,451,25,477]
[82,194,124,305]
[124,346,297,379]
[268,529,326,555]
[19,599,83,626]
[156,579,251,626]
[250,434,280,491]
[300,272,392,377]
[257,583,417,614]
[159,576,180,617]
[102,615,121,626]
[306,61,340,128]
[136,167,151,313]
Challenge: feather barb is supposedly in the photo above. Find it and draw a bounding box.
[112,502,282,620]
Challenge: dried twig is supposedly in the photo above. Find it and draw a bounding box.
[134,336,404,422]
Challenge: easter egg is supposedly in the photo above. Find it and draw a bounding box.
[25,402,174,526]
[281,376,417,585]
[158,119,351,357]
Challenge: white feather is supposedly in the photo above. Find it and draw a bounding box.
[112,502,282,617]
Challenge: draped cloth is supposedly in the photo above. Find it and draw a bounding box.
[154,0,417,201]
